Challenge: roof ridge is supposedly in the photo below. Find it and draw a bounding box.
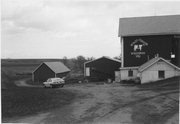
[139,57,180,72]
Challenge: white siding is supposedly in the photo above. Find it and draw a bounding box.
[120,68,138,80]
[85,67,90,76]
[141,61,180,84]
[115,71,121,82]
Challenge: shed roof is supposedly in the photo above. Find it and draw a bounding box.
[139,57,180,72]
[33,62,70,74]
[119,15,180,37]
[44,62,70,74]
[84,56,121,65]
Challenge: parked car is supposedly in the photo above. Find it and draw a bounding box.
[43,78,65,88]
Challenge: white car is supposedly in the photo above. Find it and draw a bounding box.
[43,78,65,88]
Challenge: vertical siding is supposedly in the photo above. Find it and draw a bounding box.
[115,71,121,82]
[120,68,138,80]
[85,58,121,81]
[141,61,180,84]
[123,35,174,67]
[34,63,55,83]
[56,72,69,78]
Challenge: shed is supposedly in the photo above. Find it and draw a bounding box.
[138,57,180,84]
[84,56,121,82]
[32,62,70,83]
[118,57,180,84]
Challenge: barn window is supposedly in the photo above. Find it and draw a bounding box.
[158,70,165,78]
[128,70,133,77]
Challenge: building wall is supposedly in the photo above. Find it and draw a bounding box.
[115,71,121,82]
[141,61,180,84]
[85,58,121,81]
[123,35,179,67]
[33,63,55,83]
[120,68,138,81]
[56,72,69,78]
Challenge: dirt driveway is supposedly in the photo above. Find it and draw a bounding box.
[8,82,179,124]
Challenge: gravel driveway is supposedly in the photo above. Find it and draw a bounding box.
[9,82,179,124]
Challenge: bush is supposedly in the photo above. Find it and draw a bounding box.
[65,75,85,84]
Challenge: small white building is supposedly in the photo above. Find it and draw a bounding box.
[138,57,180,83]
[117,57,180,84]
[115,67,138,82]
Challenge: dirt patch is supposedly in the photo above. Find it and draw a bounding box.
[3,80,179,124]
[15,79,41,87]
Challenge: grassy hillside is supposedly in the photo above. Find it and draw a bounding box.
[1,59,62,66]
[138,76,180,91]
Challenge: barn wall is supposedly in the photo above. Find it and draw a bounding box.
[33,63,55,83]
[123,35,179,67]
[120,68,138,81]
[85,58,121,81]
[175,36,180,67]
[115,71,121,82]
[56,72,69,78]
[141,61,180,84]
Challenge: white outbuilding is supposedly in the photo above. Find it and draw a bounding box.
[117,57,180,84]
[138,57,180,84]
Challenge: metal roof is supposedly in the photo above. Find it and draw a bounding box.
[44,62,70,74]
[32,61,70,74]
[120,66,139,70]
[119,15,180,37]
[139,57,180,72]
[84,56,121,65]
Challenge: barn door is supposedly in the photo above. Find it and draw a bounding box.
[115,71,121,82]
[85,67,90,76]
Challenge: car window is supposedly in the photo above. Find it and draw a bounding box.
[47,79,51,82]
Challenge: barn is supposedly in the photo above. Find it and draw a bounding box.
[117,15,180,83]
[32,62,70,83]
[119,15,180,68]
[84,56,121,82]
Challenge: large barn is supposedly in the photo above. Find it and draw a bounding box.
[84,56,121,82]
[119,15,180,68]
[32,62,70,83]
[117,15,180,83]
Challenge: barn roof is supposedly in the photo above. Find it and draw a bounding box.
[44,62,70,74]
[33,62,70,74]
[139,57,180,72]
[84,56,121,65]
[119,15,180,37]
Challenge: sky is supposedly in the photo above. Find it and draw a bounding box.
[1,0,180,59]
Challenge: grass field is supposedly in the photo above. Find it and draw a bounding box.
[138,76,180,91]
[2,87,75,119]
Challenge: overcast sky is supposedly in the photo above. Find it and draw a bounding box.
[1,0,180,59]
